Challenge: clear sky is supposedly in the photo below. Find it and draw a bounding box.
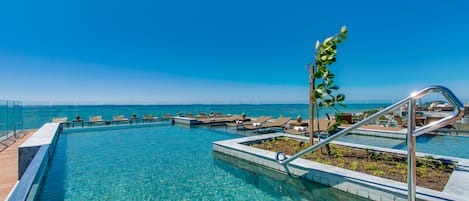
[0,0,468,104]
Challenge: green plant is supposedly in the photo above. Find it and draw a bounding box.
[316,157,323,163]
[337,162,345,168]
[308,26,348,144]
[417,166,427,178]
[373,170,385,177]
[350,161,359,171]
[328,144,343,158]
[396,162,407,169]
[366,149,378,160]
[365,162,379,170]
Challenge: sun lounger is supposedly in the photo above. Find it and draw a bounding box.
[224,114,242,122]
[243,116,272,125]
[244,117,291,130]
[52,117,68,123]
[113,115,129,124]
[162,114,172,119]
[89,115,106,126]
[225,115,248,126]
[52,117,70,127]
[198,114,239,124]
[143,114,159,122]
[285,126,308,135]
[285,119,334,135]
[197,112,208,118]
[228,116,272,128]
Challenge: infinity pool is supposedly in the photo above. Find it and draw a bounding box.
[38,125,366,200]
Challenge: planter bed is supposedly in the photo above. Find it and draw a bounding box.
[248,136,454,191]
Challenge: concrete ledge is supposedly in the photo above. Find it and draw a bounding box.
[172,116,202,125]
[213,133,467,201]
[18,123,61,179]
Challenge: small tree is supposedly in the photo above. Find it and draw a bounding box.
[308,26,348,144]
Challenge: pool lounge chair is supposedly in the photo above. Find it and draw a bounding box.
[224,114,242,122]
[143,114,159,122]
[113,115,129,124]
[52,117,70,127]
[284,119,334,135]
[228,116,272,128]
[162,114,172,119]
[52,117,68,123]
[243,117,288,130]
[198,114,242,125]
[89,115,106,127]
[214,112,225,117]
[197,112,208,118]
[393,115,407,128]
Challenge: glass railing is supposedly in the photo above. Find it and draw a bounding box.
[21,101,393,129]
[0,100,24,141]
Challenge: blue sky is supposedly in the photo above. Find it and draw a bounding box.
[0,0,468,104]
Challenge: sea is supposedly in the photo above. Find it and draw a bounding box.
[22,103,388,129]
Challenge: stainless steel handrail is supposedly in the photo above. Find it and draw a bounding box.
[276,85,464,201]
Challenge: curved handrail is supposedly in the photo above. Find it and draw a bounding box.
[411,86,464,136]
[277,85,464,165]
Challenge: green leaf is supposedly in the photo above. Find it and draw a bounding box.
[330,85,339,90]
[336,94,345,102]
[315,40,320,49]
[314,71,322,78]
[324,37,333,44]
[314,92,321,99]
[341,26,347,33]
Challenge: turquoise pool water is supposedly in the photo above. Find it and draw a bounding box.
[38,125,366,200]
[337,134,469,158]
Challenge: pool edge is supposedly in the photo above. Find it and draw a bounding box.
[213,133,467,201]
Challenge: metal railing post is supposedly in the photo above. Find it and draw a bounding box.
[407,98,417,201]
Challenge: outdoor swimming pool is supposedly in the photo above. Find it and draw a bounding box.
[37,125,366,200]
[337,134,469,158]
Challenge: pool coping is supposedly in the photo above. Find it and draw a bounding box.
[213,133,469,201]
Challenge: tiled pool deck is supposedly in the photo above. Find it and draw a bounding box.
[214,133,469,201]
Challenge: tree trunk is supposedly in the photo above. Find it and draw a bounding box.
[309,65,315,145]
